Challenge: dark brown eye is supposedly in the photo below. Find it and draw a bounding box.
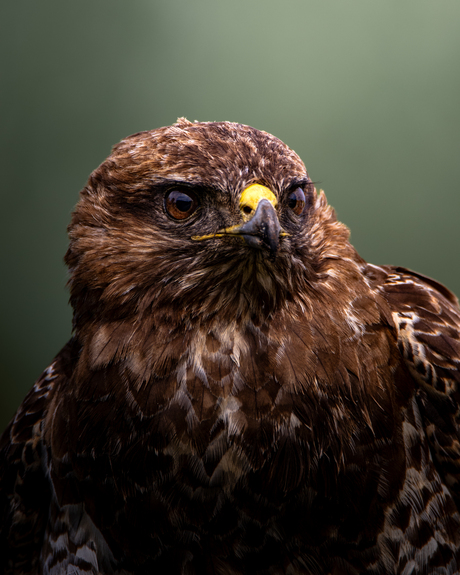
[165,189,199,220]
[287,187,306,215]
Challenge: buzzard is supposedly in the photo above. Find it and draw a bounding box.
[1,119,460,575]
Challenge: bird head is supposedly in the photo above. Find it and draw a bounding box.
[66,119,353,330]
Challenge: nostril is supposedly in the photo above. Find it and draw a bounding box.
[242,206,252,215]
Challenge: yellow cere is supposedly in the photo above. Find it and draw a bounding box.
[239,184,278,215]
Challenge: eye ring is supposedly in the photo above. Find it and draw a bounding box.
[287,187,306,215]
[165,189,199,220]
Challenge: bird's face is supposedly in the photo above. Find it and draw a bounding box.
[66,119,352,329]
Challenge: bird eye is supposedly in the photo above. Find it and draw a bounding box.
[287,187,306,215]
[165,189,199,220]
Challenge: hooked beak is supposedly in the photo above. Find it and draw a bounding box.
[236,198,281,254]
[192,183,288,257]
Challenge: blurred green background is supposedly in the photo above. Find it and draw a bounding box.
[1,0,459,431]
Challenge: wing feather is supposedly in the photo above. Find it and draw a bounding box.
[375,265,460,504]
[0,340,76,574]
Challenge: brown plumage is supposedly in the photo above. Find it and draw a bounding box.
[1,119,460,574]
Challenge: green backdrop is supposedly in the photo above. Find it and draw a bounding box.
[1,0,459,430]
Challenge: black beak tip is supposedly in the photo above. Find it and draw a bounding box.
[240,199,281,257]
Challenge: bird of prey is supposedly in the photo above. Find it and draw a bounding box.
[1,119,460,575]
